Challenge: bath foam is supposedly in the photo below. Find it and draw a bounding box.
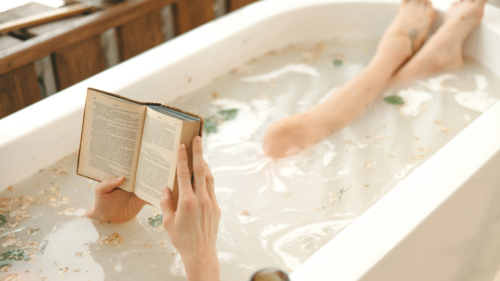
[455,92,498,113]
[416,73,499,113]
[322,141,336,166]
[417,73,459,92]
[454,75,499,113]
[396,88,433,117]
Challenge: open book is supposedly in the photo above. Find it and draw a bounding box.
[77,88,203,208]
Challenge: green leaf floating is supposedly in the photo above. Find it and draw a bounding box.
[204,117,219,134]
[0,214,6,227]
[148,214,163,228]
[203,108,239,134]
[0,250,29,268]
[333,59,343,67]
[384,95,404,105]
[218,109,238,120]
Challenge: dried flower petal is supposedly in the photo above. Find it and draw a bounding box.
[157,240,169,248]
[97,233,125,246]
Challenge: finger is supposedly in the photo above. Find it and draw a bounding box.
[177,144,194,198]
[160,186,175,232]
[204,160,217,203]
[192,136,208,197]
[95,177,124,195]
[204,160,221,221]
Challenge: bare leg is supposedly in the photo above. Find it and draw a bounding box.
[263,0,435,158]
[394,0,487,81]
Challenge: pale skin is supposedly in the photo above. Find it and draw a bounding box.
[85,177,148,223]
[160,137,221,281]
[263,0,488,158]
[86,136,221,281]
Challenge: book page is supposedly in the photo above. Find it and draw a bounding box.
[78,89,146,192]
[134,107,182,207]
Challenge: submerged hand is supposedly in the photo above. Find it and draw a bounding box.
[161,136,221,281]
[86,177,148,223]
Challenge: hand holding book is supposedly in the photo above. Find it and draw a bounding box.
[77,88,204,209]
[85,137,221,281]
[85,176,149,223]
[79,89,220,280]
[160,136,221,281]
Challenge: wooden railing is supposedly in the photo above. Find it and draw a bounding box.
[228,0,259,11]
[0,0,259,118]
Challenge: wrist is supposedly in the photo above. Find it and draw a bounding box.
[183,254,220,281]
[85,207,102,221]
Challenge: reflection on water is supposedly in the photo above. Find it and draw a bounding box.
[172,40,500,279]
[2,40,499,280]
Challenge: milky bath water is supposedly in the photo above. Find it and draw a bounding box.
[1,40,499,280]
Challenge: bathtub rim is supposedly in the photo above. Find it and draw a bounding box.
[0,0,500,280]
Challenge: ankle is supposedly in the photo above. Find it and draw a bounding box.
[304,110,335,138]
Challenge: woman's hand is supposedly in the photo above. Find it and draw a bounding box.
[85,177,148,223]
[160,136,221,281]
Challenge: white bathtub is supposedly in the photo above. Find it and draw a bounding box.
[1,0,500,280]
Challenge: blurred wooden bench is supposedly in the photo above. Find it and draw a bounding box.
[0,0,258,119]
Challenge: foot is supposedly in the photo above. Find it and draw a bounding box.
[376,0,436,70]
[394,0,486,81]
[263,0,435,158]
[263,111,327,158]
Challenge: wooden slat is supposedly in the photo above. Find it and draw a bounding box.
[0,0,179,76]
[0,35,22,50]
[0,2,54,40]
[70,0,117,9]
[27,15,86,35]
[172,0,192,35]
[52,35,106,90]
[116,11,164,61]
[184,0,214,29]
[0,4,94,35]
[0,2,53,24]
[0,31,40,118]
[0,63,41,118]
[229,0,258,12]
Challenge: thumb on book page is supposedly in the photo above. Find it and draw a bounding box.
[96,177,125,194]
